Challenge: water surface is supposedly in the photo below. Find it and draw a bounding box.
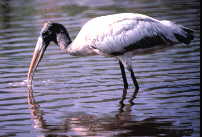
[0,0,200,137]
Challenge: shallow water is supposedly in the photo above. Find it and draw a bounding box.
[0,0,200,137]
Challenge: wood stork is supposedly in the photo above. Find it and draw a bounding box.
[27,13,194,93]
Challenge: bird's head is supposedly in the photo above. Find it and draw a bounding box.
[27,22,71,85]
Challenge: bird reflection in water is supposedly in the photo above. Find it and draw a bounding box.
[119,88,138,112]
[27,86,47,130]
[26,87,192,137]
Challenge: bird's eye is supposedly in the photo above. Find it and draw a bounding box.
[41,32,49,39]
[47,31,53,35]
[42,32,47,36]
[43,30,53,36]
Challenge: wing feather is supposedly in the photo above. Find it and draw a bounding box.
[72,13,177,56]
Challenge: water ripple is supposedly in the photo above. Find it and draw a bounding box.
[0,0,200,136]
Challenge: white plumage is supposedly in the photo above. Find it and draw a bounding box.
[68,13,188,56]
[28,13,194,94]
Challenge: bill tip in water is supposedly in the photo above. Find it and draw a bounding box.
[26,74,33,86]
[27,81,33,87]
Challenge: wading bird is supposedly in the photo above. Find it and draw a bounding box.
[27,13,194,94]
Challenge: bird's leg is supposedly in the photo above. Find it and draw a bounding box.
[128,67,139,91]
[119,61,129,89]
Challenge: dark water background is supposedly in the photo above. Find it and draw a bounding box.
[0,0,200,137]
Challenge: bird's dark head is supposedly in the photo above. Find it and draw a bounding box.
[40,22,71,49]
[27,22,71,84]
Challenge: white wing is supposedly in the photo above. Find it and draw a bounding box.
[71,13,181,56]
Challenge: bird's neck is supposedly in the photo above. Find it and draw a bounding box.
[56,31,72,52]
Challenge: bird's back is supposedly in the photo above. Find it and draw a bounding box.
[68,13,194,56]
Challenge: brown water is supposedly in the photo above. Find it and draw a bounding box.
[0,0,200,137]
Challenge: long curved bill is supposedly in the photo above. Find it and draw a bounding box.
[27,36,46,85]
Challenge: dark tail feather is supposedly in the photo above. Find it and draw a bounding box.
[174,26,194,44]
